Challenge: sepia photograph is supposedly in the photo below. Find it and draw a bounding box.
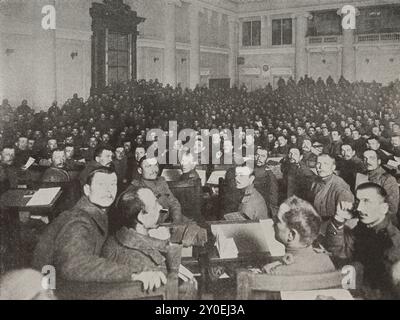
[0,0,400,305]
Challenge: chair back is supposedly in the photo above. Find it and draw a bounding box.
[168,179,202,222]
[237,269,345,300]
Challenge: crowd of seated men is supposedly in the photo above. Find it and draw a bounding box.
[1,75,400,299]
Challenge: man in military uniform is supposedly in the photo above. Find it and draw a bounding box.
[323,182,400,298]
[235,165,269,221]
[254,148,279,216]
[128,156,184,223]
[41,150,70,183]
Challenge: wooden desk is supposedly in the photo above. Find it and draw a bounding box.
[0,188,63,214]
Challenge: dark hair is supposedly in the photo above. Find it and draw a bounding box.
[138,155,158,168]
[85,166,115,186]
[117,187,147,228]
[280,196,321,246]
[94,144,113,159]
[356,182,387,199]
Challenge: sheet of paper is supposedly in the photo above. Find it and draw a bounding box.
[213,225,238,259]
[355,173,369,188]
[181,246,193,258]
[26,187,61,207]
[380,149,393,157]
[207,171,226,185]
[281,289,353,300]
[387,160,400,168]
[179,264,195,281]
[224,212,247,222]
[161,169,182,182]
[259,219,286,257]
[196,169,207,187]
[23,157,36,170]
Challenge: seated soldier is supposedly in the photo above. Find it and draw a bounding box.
[128,156,185,223]
[38,138,58,167]
[113,145,128,187]
[179,151,201,184]
[235,164,269,220]
[33,167,154,288]
[262,196,336,275]
[41,149,70,183]
[0,146,18,192]
[79,145,113,188]
[130,145,146,182]
[254,148,279,216]
[64,144,85,171]
[363,149,399,224]
[322,182,400,299]
[102,187,197,300]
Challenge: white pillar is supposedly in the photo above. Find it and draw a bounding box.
[228,16,239,87]
[337,7,358,82]
[342,29,356,82]
[164,0,180,87]
[0,13,5,102]
[295,12,311,81]
[189,3,200,89]
[33,0,57,110]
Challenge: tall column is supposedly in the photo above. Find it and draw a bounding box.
[189,3,200,89]
[228,16,239,87]
[0,13,5,101]
[295,12,311,81]
[33,0,57,110]
[164,0,180,87]
[337,7,358,82]
[341,29,356,82]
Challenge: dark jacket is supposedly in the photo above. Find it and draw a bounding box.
[254,166,279,216]
[323,215,400,293]
[102,227,168,275]
[32,196,133,283]
[130,176,183,223]
[367,167,399,220]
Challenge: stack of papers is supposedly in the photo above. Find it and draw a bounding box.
[178,264,196,281]
[214,226,238,259]
[26,187,61,207]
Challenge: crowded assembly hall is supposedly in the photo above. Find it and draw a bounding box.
[1,0,400,301]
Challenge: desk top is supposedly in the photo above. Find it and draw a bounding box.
[0,188,63,211]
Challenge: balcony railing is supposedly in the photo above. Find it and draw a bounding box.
[357,32,400,43]
[308,36,341,45]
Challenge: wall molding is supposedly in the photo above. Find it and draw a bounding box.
[137,38,229,55]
